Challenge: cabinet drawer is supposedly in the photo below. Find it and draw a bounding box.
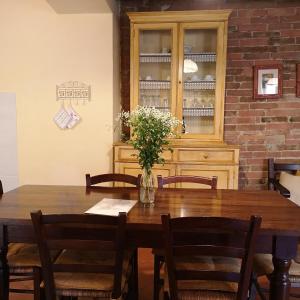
[177,149,236,163]
[115,146,173,162]
[176,164,237,189]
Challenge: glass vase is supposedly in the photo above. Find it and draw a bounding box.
[139,168,155,206]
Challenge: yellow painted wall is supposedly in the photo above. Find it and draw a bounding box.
[0,0,119,185]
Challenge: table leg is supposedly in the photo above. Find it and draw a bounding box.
[0,226,9,300]
[269,236,298,300]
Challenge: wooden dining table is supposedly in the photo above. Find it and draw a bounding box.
[0,185,299,300]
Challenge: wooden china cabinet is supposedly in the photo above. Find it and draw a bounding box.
[114,10,239,189]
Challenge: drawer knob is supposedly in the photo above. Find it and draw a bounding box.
[203,154,209,159]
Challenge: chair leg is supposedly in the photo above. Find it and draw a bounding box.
[133,248,139,300]
[33,267,42,300]
[154,255,162,300]
[163,291,170,300]
[248,273,257,300]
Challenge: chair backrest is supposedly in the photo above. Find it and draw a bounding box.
[31,210,127,300]
[162,214,261,300]
[157,175,217,189]
[268,158,300,193]
[86,173,141,187]
[0,180,3,194]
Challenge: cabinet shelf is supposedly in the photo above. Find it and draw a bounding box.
[139,52,216,63]
[140,80,215,90]
[183,107,214,117]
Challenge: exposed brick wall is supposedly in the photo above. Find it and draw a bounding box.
[120,0,300,190]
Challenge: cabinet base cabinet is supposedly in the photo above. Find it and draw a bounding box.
[113,144,239,189]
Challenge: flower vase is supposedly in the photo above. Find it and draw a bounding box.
[139,168,155,206]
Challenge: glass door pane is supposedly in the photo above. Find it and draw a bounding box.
[138,29,172,113]
[181,29,217,135]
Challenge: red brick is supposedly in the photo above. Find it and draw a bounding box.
[244,53,270,60]
[267,7,296,16]
[236,124,265,131]
[239,110,265,117]
[230,17,251,25]
[250,102,279,109]
[227,53,243,60]
[281,29,300,37]
[268,23,292,30]
[226,90,252,96]
[238,9,267,18]
[239,24,268,32]
[227,38,240,47]
[226,82,241,89]
[251,16,279,24]
[239,38,269,47]
[240,82,253,89]
[225,96,240,103]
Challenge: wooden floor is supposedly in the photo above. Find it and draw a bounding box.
[8,248,300,300]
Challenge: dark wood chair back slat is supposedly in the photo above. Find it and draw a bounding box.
[86,173,141,187]
[157,175,217,189]
[162,214,261,300]
[268,158,300,197]
[31,210,127,300]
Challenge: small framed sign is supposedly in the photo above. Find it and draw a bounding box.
[253,64,282,99]
[297,64,300,98]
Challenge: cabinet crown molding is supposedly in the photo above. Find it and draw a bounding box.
[128,9,232,23]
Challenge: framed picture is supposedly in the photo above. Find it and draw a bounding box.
[297,64,300,98]
[253,64,282,99]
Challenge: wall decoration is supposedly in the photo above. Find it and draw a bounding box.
[253,65,282,99]
[56,81,91,103]
[297,64,300,98]
[54,81,90,129]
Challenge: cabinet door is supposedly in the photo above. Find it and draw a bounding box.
[176,164,237,189]
[114,162,175,187]
[177,22,227,142]
[131,23,178,117]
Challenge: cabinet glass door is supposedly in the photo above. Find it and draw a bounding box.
[178,25,220,139]
[131,24,177,116]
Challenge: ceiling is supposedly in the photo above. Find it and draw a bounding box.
[46,0,118,14]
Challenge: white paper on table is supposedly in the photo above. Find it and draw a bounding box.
[85,198,138,216]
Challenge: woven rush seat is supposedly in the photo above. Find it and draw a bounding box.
[8,243,60,273]
[50,249,132,297]
[177,290,236,300]
[163,255,239,294]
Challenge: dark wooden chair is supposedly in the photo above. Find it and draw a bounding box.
[253,158,300,299]
[267,158,300,198]
[157,175,218,189]
[161,214,262,300]
[31,210,138,300]
[86,173,141,187]
[0,180,49,300]
[154,175,218,300]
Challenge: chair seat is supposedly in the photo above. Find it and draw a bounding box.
[177,290,236,300]
[164,255,240,293]
[8,243,61,274]
[50,249,132,298]
[254,253,300,283]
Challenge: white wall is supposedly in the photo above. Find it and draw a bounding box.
[0,93,19,192]
[0,0,119,186]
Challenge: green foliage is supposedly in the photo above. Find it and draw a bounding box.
[119,107,180,174]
